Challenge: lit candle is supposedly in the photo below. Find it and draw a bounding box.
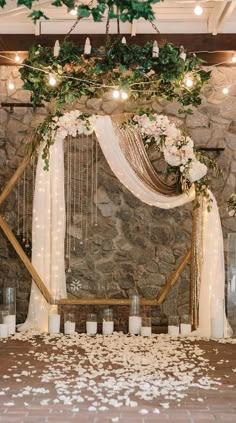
[3,315,16,335]
[102,321,114,335]
[129,316,141,335]
[86,321,97,335]
[180,323,191,335]
[64,320,76,334]
[168,325,179,336]
[48,309,60,334]
[84,37,91,55]
[0,324,8,338]
[141,326,152,336]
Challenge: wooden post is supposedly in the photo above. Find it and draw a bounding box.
[0,215,51,303]
[0,155,31,207]
[156,248,191,305]
[58,298,159,305]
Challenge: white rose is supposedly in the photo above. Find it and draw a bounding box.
[229,209,236,217]
[188,160,207,182]
[164,149,182,166]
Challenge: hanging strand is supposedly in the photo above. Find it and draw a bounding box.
[90,134,94,226]
[17,179,20,236]
[25,166,30,248]
[73,138,77,252]
[22,170,26,243]
[94,136,98,227]
[80,138,84,244]
[85,136,90,241]
[66,136,72,272]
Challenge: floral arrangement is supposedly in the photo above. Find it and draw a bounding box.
[20,40,210,108]
[30,109,220,210]
[227,194,236,217]
[29,110,93,170]
[131,113,220,209]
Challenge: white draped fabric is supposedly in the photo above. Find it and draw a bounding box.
[21,115,231,337]
[18,138,66,332]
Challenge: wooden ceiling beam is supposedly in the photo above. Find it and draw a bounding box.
[1,34,236,65]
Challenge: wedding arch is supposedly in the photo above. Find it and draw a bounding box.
[0,109,231,337]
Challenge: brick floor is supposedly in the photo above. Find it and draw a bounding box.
[0,336,235,422]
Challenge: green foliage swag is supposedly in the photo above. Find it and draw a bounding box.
[20,40,211,109]
[0,0,162,23]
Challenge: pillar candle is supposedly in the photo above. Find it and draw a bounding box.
[48,314,60,334]
[102,321,114,335]
[64,320,76,335]
[3,315,16,335]
[168,325,179,336]
[141,326,152,336]
[129,316,141,335]
[86,321,97,335]
[180,323,192,335]
[0,324,8,338]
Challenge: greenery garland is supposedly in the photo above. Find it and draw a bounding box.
[20,40,210,108]
[0,0,162,23]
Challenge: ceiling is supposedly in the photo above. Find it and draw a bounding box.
[0,0,235,36]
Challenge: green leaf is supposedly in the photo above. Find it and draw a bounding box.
[0,0,6,8]
[77,4,91,18]
[52,0,62,6]
[17,0,35,8]
[29,10,49,22]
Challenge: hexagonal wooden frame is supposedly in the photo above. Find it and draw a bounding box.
[0,154,191,306]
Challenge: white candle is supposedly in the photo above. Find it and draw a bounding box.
[3,315,16,335]
[0,323,8,338]
[180,323,192,335]
[64,320,75,335]
[211,318,224,338]
[102,321,114,335]
[152,40,159,58]
[53,40,60,57]
[48,314,60,334]
[84,37,91,55]
[168,325,179,336]
[141,326,152,336]
[86,321,97,335]
[129,316,141,335]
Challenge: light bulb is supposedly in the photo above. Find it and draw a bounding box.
[194,1,203,16]
[70,8,77,16]
[113,89,120,99]
[121,90,128,100]
[48,74,57,86]
[222,87,229,95]
[185,78,193,88]
[15,53,21,63]
[231,53,236,63]
[8,81,15,90]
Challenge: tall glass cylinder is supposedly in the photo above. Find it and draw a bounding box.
[129,294,141,335]
[2,287,16,335]
[102,308,114,335]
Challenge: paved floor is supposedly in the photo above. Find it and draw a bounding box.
[0,333,235,423]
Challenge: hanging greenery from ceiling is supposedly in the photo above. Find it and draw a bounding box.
[0,0,162,23]
[19,39,211,108]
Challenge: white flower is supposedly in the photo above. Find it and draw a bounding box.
[187,160,207,182]
[229,210,236,217]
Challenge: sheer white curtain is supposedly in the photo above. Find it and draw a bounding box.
[94,116,231,337]
[18,138,66,332]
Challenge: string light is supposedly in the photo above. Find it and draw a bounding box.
[48,74,57,86]
[222,87,229,95]
[232,53,236,63]
[14,53,21,63]
[121,90,128,100]
[194,0,203,16]
[184,75,194,88]
[113,89,120,99]
[69,7,77,16]
[8,81,15,90]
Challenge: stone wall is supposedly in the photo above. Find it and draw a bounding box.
[0,65,236,331]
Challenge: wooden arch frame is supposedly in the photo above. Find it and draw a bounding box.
[0,152,191,307]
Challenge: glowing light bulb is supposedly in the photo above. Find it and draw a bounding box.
[8,81,15,90]
[194,1,203,16]
[70,7,77,16]
[15,53,20,63]
[222,87,229,95]
[185,77,193,88]
[232,53,236,63]
[113,89,120,99]
[48,74,57,86]
[121,90,128,100]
